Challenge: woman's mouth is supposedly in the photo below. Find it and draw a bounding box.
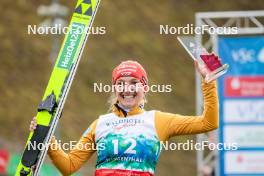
[121,93,137,99]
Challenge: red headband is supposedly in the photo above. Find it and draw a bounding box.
[112,60,148,86]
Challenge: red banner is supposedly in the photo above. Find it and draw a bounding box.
[224,76,264,97]
[0,149,9,174]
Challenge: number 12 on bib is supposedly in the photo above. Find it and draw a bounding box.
[16,0,100,175]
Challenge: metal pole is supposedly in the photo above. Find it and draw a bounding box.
[211,33,219,176]
[195,16,203,176]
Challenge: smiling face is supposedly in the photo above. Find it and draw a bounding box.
[115,76,145,109]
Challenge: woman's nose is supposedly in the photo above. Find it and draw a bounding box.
[123,84,135,93]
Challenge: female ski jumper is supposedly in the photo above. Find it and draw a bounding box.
[48,80,218,176]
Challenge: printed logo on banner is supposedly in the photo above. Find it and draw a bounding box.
[225,151,264,174]
[223,100,264,123]
[231,47,264,64]
[219,36,264,75]
[231,48,255,64]
[224,76,264,97]
[224,125,264,147]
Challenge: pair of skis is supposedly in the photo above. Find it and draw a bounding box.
[16,0,100,175]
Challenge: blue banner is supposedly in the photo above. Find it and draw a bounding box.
[218,35,264,176]
[219,36,264,75]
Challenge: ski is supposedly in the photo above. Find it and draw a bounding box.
[16,0,100,175]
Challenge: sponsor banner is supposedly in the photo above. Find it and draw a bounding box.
[225,151,264,174]
[224,125,264,147]
[218,36,264,75]
[224,76,264,97]
[218,35,264,176]
[223,99,264,123]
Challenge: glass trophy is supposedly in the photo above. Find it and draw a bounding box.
[177,36,229,83]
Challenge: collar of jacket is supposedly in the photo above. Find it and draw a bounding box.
[112,103,144,117]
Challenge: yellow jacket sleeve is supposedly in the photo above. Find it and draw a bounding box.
[155,80,219,141]
[47,119,98,175]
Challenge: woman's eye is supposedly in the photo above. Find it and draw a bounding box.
[131,81,139,85]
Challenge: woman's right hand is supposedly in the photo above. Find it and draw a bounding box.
[29,117,37,132]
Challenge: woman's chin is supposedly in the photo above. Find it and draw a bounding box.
[120,101,136,109]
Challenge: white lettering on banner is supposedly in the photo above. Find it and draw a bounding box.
[224,126,264,147]
[224,100,264,122]
[258,48,264,63]
[231,48,255,64]
[225,151,264,174]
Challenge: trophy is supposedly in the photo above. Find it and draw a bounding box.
[177,36,229,83]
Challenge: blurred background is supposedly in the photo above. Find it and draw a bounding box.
[0,0,263,175]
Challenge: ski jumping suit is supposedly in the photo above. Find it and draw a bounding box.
[48,80,219,176]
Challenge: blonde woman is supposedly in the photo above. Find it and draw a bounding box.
[30,60,219,176]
